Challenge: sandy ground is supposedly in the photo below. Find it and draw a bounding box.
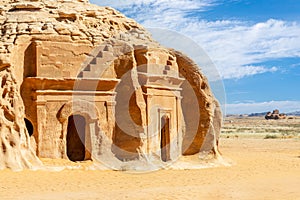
[1,137,300,200]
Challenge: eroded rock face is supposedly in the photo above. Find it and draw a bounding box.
[0,67,40,170]
[0,0,222,170]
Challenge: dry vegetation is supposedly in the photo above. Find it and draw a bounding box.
[222,116,300,139]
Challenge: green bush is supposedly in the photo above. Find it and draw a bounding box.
[264,134,278,139]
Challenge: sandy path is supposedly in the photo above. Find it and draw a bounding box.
[1,138,300,200]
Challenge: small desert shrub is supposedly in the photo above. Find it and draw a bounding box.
[264,134,278,139]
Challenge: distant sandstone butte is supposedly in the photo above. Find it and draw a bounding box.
[0,0,222,170]
[265,109,286,120]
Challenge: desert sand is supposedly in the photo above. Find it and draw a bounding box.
[1,117,300,200]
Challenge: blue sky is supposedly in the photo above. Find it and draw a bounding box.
[91,0,300,114]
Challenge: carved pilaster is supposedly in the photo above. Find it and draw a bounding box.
[36,100,46,157]
[105,101,116,141]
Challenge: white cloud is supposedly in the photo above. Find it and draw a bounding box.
[93,0,300,80]
[220,65,278,79]
[226,101,300,115]
[95,0,216,12]
[171,19,300,79]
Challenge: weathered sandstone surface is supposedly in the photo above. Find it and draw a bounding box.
[0,0,222,170]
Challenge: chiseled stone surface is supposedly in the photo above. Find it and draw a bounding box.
[0,0,222,170]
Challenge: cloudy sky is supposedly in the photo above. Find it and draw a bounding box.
[91,0,300,114]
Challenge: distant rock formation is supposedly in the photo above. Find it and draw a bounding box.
[287,111,300,116]
[248,112,267,117]
[265,109,286,120]
[0,0,222,170]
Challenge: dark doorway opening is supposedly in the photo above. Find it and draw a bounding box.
[24,118,34,136]
[67,115,86,162]
[161,115,171,162]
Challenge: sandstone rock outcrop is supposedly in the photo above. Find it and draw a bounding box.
[0,0,222,170]
[265,109,286,120]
